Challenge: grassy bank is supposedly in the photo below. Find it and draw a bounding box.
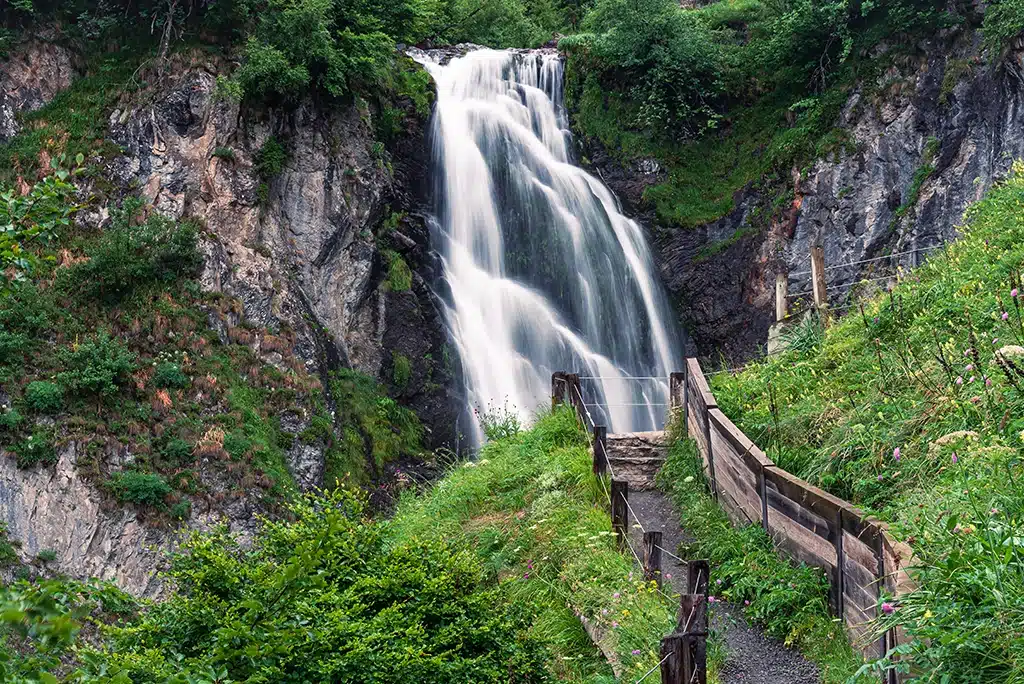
[390,407,676,682]
[709,164,1024,681]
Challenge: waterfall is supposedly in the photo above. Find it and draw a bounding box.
[414,48,683,443]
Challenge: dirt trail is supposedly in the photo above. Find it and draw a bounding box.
[625,489,820,684]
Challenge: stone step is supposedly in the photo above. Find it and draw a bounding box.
[604,430,668,490]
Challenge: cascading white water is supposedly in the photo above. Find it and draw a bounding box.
[415,48,683,443]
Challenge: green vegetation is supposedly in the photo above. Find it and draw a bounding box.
[0,490,551,682]
[384,248,413,292]
[36,549,56,563]
[710,164,1024,681]
[391,351,412,389]
[391,407,675,682]
[104,471,174,507]
[24,381,63,414]
[562,0,956,230]
[658,437,861,683]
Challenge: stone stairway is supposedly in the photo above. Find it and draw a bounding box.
[605,431,668,490]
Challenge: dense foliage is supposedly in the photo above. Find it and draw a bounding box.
[561,0,966,228]
[0,490,550,683]
[711,164,1024,681]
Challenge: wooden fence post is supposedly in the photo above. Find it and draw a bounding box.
[551,372,567,409]
[610,479,628,551]
[592,425,607,477]
[643,531,663,588]
[759,465,770,533]
[703,403,718,501]
[678,594,708,684]
[776,272,788,322]
[682,362,690,438]
[566,373,582,422]
[686,559,709,596]
[811,245,828,310]
[660,634,685,684]
[669,372,685,429]
[873,525,888,662]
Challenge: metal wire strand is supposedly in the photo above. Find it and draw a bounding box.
[634,653,672,683]
[622,494,646,534]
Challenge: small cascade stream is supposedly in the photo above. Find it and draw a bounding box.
[414,48,683,443]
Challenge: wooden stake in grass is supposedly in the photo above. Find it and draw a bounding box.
[610,479,628,551]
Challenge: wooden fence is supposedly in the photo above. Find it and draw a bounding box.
[673,358,913,675]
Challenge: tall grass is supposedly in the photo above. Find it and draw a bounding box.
[711,162,1024,681]
[389,407,677,682]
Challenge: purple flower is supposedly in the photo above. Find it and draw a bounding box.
[612,592,620,599]
[664,573,672,580]
[602,609,608,615]
[523,573,529,580]
[994,337,1000,345]
[744,600,750,606]
[612,621,619,629]
[893,447,901,461]
[1003,312,1010,321]
[966,364,974,372]
[716,579,722,585]
[881,602,896,615]
[708,596,716,603]
[969,376,976,384]
[632,649,641,656]
[986,377,993,387]
[1013,289,1019,298]
[877,474,884,481]
[951,452,958,464]
[956,376,964,386]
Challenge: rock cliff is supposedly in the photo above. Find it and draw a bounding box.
[591,29,1024,361]
[0,43,458,594]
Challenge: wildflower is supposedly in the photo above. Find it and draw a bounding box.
[523,573,529,579]
[991,508,999,515]
[1013,289,1019,298]
[1003,312,1010,321]
[893,447,901,461]
[951,452,958,463]
[969,376,976,383]
[994,338,1000,344]
[986,377,993,387]
[631,650,641,656]
[881,602,896,615]
[708,596,716,603]
[971,396,981,404]
[877,474,884,481]
[744,600,750,606]
[664,573,672,580]
[612,592,620,599]
[965,364,974,372]
[602,609,608,615]
[955,376,963,385]
[611,621,619,629]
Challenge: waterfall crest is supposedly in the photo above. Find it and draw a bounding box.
[415,48,683,442]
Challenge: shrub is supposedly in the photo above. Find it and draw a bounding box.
[384,249,412,292]
[982,0,1024,50]
[391,351,411,389]
[254,136,287,179]
[222,431,251,459]
[152,362,189,389]
[0,407,23,432]
[56,332,137,398]
[105,471,172,507]
[24,381,64,414]
[36,549,56,563]
[0,171,79,283]
[11,429,57,469]
[59,202,202,303]
[212,146,236,161]
[169,501,191,521]
[160,438,193,466]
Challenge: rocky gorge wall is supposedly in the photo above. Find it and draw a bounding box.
[0,43,459,593]
[591,28,1024,362]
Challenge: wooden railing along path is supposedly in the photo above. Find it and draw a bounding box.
[554,362,913,682]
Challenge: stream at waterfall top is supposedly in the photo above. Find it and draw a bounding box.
[411,47,684,444]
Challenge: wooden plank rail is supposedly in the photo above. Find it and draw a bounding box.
[678,357,914,670]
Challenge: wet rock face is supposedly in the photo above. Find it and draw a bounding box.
[105,60,459,457]
[593,31,1024,362]
[0,40,78,142]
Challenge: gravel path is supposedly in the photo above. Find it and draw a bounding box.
[625,489,821,684]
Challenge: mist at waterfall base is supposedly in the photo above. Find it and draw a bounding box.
[415,48,683,445]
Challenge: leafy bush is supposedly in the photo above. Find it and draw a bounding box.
[391,351,411,389]
[0,407,23,432]
[222,430,251,458]
[160,438,193,466]
[254,136,287,179]
[384,249,412,291]
[982,0,1024,50]
[60,201,202,303]
[478,400,522,441]
[75,489,550,682]
[24,381,64,414]
[0,168,79,286]
[36,549,56,563]
[56,332,137,398]
[11,428,57,469]
[104,471,172,507]
[152,361,189,389]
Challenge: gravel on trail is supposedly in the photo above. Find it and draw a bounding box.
[625,489,821,684]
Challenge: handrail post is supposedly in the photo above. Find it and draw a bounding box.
[811,245,828,310]
[592,425,607,477]
[776,272,788,322]
[643,531,663,588]
[669,371,685,430]
[610,479,628,551]
[566,372,582,424]
[682,362,689,437]
[551,372,567,409]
